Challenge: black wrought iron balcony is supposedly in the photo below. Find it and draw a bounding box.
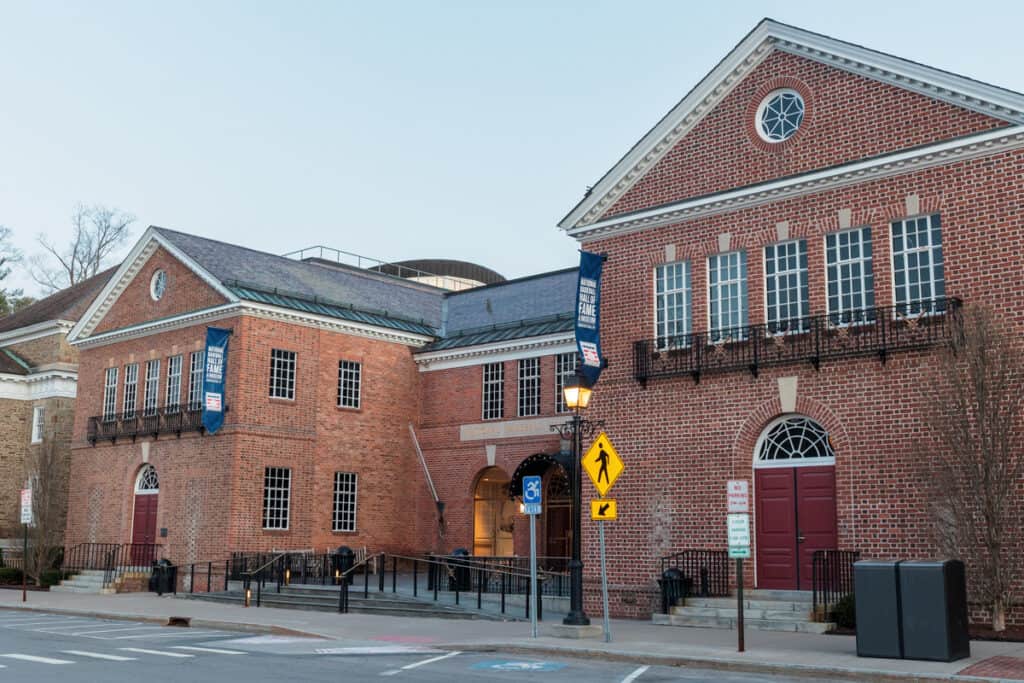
[634,298,961,384]
[86,403,221,445]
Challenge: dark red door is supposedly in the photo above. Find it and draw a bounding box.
[754,466,836,590]
[131,494,158,565]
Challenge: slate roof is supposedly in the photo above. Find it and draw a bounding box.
[422,314,574,352]
[443,268,577,334]
[0,267,117,334]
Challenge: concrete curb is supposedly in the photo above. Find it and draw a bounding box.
[444,643,998,683]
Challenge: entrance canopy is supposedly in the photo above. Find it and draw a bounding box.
[508,451,567,498]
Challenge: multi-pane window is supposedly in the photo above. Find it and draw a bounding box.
[165,355,183,413]
[269,349,297,400]
[187,350,204,410]
[708,251,748,341]
[123,363,139,418]
[655,261,691,348]
[337,360,361,409]
[482,362,504,420]
[892,214,946,315]
[262,467,291,530]
[103,368,118,421]
[31,406,45,444]
[517,357,540,417]
[143,359,160,416]
[826,228,875,325]
[764,240,809,334]
[332,472,358,532]
[554,352,578,414]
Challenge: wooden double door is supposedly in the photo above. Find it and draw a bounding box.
[131,493,159,565]
[754,466,836,590]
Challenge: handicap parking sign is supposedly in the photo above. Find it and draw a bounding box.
[523,475,542,515]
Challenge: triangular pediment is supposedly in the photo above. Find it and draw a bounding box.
[559,19,1024,234]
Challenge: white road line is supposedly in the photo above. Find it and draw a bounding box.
[621,665,650,683]
[381,651,461,675]
[33,624,111,632]
[70,626,166,635]
[171,646,245,655]
[119,647,194,658]
[0,654,76,665]
[5,620,84,627]
[109,630,221,639]
[62,650,137,661]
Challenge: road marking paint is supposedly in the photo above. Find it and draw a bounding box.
[0,654,76,665]
[62,650,137,661]
[381,651,461,675]
[33,624,112,632]
[119,647,194,658]
[171,646,245,655]
[69,626,166,635]
[621,665,650,683]
[109,630,222,639]
[5,619,84,627]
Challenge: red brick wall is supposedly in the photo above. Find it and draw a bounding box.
[604,50,1007,219]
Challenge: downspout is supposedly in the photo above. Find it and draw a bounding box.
[408,423,445,544]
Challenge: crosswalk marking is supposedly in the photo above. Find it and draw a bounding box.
[171,645,245,655]
[70,626,166,636]
[111,630,222,640]
[119,647,194,658]
[61,650,137,661]
[0,654,75,665]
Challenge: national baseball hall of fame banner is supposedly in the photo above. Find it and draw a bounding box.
[575,250,605,387]
[202,327,231,434]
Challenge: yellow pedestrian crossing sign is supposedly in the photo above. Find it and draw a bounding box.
[591,499,617,521]
[583,432,623,497]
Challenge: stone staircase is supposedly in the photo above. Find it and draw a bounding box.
[50,570,115,595]
[652,589,833,634]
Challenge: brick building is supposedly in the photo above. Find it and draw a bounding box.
[557,19,1024,621]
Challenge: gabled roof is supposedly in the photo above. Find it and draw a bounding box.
[559,18,1024,233]
[0,267,117,334]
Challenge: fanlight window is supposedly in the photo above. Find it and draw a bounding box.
[135,465,159,494]
[756,416,834,465]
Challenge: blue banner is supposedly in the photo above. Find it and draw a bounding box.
[202,327,231,434]
[575,250,604,387]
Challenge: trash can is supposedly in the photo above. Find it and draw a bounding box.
[854,560,903,658]
[448,548,471,591]
[148,561,162,593]
[150,559,175,596]
[336,546,355,585]
[658,568,688,613]
[899,560,970,662]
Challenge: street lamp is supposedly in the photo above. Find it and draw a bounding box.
[552,369,602,627]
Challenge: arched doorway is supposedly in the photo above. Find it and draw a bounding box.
[753,415,837,590]
[131,464,159,564]
[473,467,514,556]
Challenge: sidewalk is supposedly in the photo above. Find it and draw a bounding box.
[2,589,1023,681]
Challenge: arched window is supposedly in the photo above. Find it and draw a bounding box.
[754,415,835,468]
[135,464,159,494]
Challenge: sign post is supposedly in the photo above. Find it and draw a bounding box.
[20,488,32,603]
[727,480,750,652]
[522,475,542,638]
[584,432,623,643]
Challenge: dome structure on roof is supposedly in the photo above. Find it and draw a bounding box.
[371,259,505,291]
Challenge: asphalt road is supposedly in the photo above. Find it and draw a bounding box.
[0,613,839,682]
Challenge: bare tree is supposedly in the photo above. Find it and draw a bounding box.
[24,418,72,586]
[924,304,1024,631]
[29,204,133,293]
[0,225,27,315]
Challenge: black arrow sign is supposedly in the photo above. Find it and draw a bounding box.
[598,503,610,516]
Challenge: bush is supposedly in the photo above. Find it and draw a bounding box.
[0,567,23,584]
[39,569,63,588]
[832,593,856,630]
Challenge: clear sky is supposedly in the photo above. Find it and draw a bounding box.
[2,1,1022,296]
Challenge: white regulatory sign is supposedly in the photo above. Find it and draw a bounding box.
[727,513,750,547]
[727,480,749,513]
[19,489,32,525]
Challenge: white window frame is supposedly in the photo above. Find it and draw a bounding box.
[707,251,748,342]
[165,355,183,413]
[269,349,297,400]
[764,239,809,335]
[31,406,45,444]
[891,214,946,316]
[123,363,139,418]
[262,467,291,530]
[481,362,504,420]
[332,472,358,532]
[517,357,540,417]
[826,227,875,325]
[338,360,361,409]
[103,367,118,422]
[143,359,160,416]
[187,350,204,410]
[654,261,691,349]
[554,352,578,414]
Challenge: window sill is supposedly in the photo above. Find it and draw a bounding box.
[261,528,291,533]
[268,397,296,405]
[336,405,362,413]
[331,530,358,534]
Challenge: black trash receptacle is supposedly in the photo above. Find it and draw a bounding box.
[448,548,471,592]
[899,560,970,662]
[854,560,903,658]
[336,546,355,585]
[148,561,161,593]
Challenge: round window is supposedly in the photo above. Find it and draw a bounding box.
[756,89,805,143]
[150,270,168,301]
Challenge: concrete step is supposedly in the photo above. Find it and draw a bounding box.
[49,584,116,595]
[654,613,833,634]
[671,606,813,622]
[741,589,813,601]
[686,597,811,611]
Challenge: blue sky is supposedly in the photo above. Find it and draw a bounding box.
[2,1,1022,295]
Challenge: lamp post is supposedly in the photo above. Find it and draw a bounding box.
[552,369,602,626]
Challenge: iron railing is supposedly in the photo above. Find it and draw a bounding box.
[62,542,163,589]
[635,298,961,384]
[426,554,570,597]
[87,403,220,444]
[660,549,731,598]
[812,549,860,620]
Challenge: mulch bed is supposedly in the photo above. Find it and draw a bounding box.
[0,584,49,592]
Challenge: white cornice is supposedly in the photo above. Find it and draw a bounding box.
[559,19,1024,232]
[71,303,243,349]
[0,369,77,401]
[415,333,576,371]
[566,125,1024,243]
[0,320,74,348]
